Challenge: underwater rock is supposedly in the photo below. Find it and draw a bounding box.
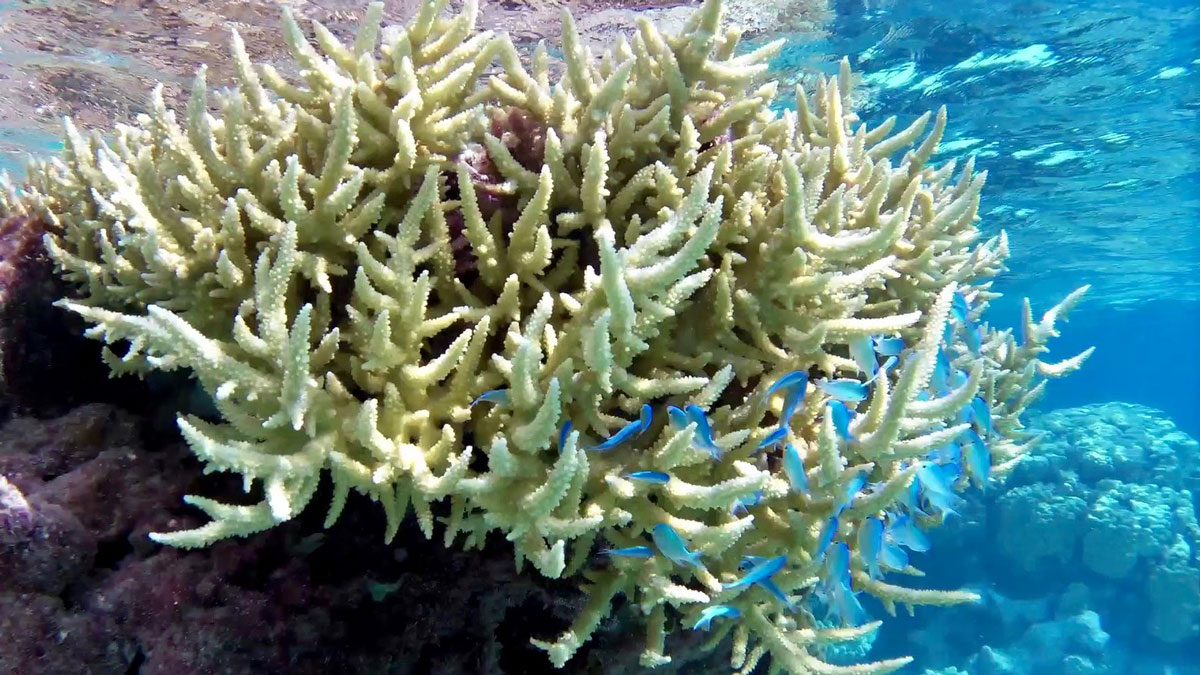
[0,592,128,674]
[995,481,1089,572]
[0,213,154,417]
[0,476,95,595]
[0,403,731,674]
[900,404,1198,673]
[945,607,1113,675]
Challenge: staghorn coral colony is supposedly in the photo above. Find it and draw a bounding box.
[0,0,1093,672]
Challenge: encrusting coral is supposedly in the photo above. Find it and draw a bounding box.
[0,0,1093,671]
[996,403,1200,645]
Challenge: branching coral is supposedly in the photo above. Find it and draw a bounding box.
[1,0,1091,671]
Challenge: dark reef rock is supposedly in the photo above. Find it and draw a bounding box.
[0,214,154,419]
[0,477,96,595]
[0,403,727,674]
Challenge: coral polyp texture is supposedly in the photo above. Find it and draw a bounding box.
[997,403,1200,645]
[1,0,1093,671]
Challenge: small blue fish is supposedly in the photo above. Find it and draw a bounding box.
[930,348,950,394]
[962,321,981,355]
[767,370,809,397]
[783,444,809,495]
[879,540,909,572]
[898,474,928,517]
[557,420,573,449]
[588,404,653,452]
[724,555,787,592]
[667,405,689,430]
[954,405,972,427]
[857,517,885,579]
[834,469,869,516]
[952,292,970,325]
[739,557,796,611]
[822,542,868,627]
[731,490,764,516]
[740,555,770,569]
[684,405,723,459]
[828,401,855,442]
[734,554,792,607]
[970,397,994,437]
[963,430,991,487]
[849,335,878,377]
[865,357,896,385]
[471,389,509,408]
[886,513,930,553]
[756,578,794,611]
[603,545,654,559]
[627,470,670,485]
[950,369,968,389]
[757,426,788,450]
[817,379,869,403]
[928,443,961,467]
[824,542,854,584]
[768,371,809,429]
[952,293,981,354]
[692,605,741,631]
[924,449,961,477]
[872,336,905,357]
[651,524,704,569]
[824,542,855,586]
[779,385,807,428]
[668,405,723,460]
[942,318,954,347]
[916,463,963,517]
[814,517,838,559]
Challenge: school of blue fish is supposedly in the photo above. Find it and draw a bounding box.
[473,292,996,633]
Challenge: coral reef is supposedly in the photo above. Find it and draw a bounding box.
[996,403,1200,644]
[910,585,1114,675]
[870,403,1199,675]
[2,0,1089,671]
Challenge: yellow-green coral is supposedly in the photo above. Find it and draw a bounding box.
[2,0,1092,672]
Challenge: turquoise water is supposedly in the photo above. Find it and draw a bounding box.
[777,0,1199,310]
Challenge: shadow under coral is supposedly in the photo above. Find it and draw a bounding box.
[0,383,723,675]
